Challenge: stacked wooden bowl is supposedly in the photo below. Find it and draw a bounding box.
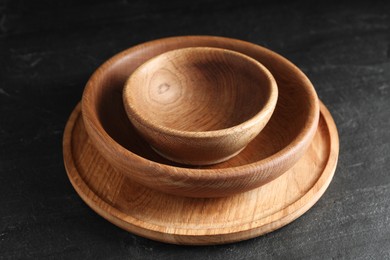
[63,36,339,245]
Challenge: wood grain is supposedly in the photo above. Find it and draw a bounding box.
[81,36,320,198]
[123,47,278,165]
[63,101,339,245]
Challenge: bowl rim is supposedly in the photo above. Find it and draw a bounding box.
[81,35,319,178]
[123,46,278,138]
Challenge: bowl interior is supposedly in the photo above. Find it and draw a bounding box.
[85,36,317,169]
[125,47,272,132]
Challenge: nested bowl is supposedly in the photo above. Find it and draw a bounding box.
[123,47,278,165]
[81,36,319,198]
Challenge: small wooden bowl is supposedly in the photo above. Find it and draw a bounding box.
[81,36,319,198]
[123,47,278,165]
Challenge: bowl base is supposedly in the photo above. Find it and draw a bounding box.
[63,101,339,245]
[150,145,246,166]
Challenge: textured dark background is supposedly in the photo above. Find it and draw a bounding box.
[1,0,389,259]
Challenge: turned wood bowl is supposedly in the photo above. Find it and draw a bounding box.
[123,47,278,165]
[81,36,319,198]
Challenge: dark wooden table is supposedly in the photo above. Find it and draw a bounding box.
[1,1,389,259]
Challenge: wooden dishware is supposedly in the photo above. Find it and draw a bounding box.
[123,47,278,165]
[63,102,339,245]
[81,36,320,198]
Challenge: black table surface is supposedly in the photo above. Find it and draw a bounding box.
[1,1,389,259]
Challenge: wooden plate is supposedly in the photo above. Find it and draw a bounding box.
[63,102,339,245]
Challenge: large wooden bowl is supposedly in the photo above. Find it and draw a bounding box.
[81,36,319,198]
[123,47,278,165]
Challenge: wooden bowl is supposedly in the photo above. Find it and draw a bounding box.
[123,47,278,165]
[81,36,319,198]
